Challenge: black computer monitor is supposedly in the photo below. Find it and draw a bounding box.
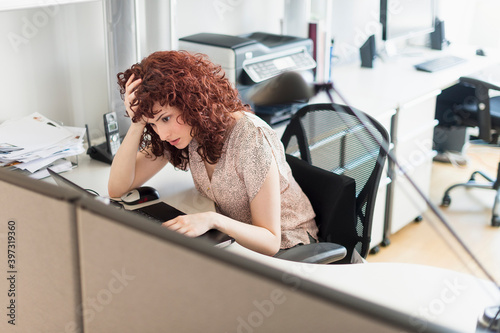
[380,0,435,42]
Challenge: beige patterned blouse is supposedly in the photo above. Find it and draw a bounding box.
[183,112,318,249]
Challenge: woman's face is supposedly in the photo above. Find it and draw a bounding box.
[147,102,193,149]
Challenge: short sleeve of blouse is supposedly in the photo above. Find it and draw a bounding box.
[234,115,289,201]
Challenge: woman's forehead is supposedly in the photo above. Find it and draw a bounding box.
[149,102,180,119]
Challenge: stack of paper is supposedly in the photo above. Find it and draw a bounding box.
[0,112,85,177]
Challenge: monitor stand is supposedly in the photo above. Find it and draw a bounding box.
[380,39,428,61]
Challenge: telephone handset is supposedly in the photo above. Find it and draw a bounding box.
[104,112,121,156]
[86,112,121,164]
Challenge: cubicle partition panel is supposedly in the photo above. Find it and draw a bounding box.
[0,168,453,333]
[75,197,449,333]
[0,171,83,332]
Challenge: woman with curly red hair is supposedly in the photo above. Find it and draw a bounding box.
[108,50,318,256]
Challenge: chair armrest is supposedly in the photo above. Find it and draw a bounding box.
[460,76,500,93]
[274,242,347,264]
[459,76,497,142]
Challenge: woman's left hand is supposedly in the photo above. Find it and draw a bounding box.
[162,212,215,237]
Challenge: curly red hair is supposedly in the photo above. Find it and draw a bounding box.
[117,50,251,169]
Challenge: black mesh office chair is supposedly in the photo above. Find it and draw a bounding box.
[437,77,500,226]
[435,76,500,145]
[276,103,389,263]
[275,154,355,264]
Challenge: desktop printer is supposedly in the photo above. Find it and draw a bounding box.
[178,32,316,126]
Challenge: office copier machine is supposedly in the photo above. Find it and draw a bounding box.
[178,32,316,125]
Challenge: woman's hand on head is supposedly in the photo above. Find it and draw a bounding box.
[124,74,145,125]
[162,212,216,237]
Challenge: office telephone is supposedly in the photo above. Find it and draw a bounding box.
[86,112,121,164]
[104,112,121,156]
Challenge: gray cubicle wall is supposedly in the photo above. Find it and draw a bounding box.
[76,201,411,333]
[0,168,455,332]
[0,170,83,332]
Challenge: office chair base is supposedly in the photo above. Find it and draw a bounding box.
[433,151,468,166]
[470,133,499,145]
[369,245,380,255]
[440,167,500,227]
[492,215,500,227]
[381,237,391,247]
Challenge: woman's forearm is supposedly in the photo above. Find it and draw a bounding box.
[211,212,281,256]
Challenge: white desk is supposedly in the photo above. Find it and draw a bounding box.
[331,46,500,115]
[51,154,500,333]
[54,152,216,216]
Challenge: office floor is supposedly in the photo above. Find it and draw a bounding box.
[367,143,500,283]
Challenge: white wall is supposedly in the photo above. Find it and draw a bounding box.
[175,0,284,40]
[437,0,500,50]
[0,1,108,141]
[1,0,498,142]
[329,0,381,64]
[0,0,285,142]
[329,0,500,64]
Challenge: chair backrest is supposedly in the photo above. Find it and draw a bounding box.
[286,154,357,263]
[282,103,389,258]
[436,77,500,144]
[459,76,500,143]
